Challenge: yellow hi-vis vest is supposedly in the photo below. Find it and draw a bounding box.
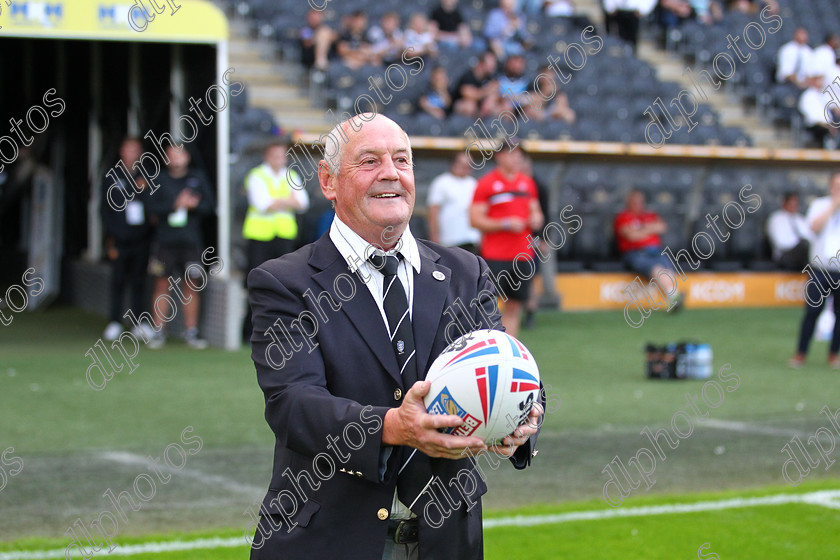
[242,166,299,241]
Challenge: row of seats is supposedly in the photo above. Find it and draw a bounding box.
[221,0,754,146]
[668,0,839,146]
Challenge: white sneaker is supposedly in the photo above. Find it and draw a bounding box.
[183,328,208,350]
[147,331,166,349]
[131,323,157,343]
[103,322,123,342]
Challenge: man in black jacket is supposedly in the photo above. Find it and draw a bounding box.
[146,145,215,349]
[101,137,152,342]
[247,114,541,559]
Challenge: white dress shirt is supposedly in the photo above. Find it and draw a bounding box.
[799,86,833,127]
[807,197,840,268]
[766,209,811,260]
[328,215,422,520]
[427,171,481,247]
[777,41,814,84]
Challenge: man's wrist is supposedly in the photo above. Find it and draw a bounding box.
[382,408,400,446]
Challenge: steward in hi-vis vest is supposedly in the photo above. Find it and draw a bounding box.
[242,140,310,340]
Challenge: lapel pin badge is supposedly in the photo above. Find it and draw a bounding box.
[432,271,445,281]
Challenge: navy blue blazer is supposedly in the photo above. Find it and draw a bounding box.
[248,233,535,559]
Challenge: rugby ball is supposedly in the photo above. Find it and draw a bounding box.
[423,329,540,444]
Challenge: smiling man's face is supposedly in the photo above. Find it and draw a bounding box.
[320,114,415,249]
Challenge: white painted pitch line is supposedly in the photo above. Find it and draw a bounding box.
[482,489,840,528]
[98,451,264,497]
[3,490,840,560]
[701,418,809,438]
[0,537,246,560]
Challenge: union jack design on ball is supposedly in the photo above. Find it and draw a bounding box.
[474,365,499,423]
[510,368,540,392]
[506,334,532,361]
[443,336,500,367]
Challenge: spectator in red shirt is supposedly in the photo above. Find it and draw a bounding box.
[470,143,544,337]
[614,189,683,310]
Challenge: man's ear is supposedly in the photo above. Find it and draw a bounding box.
[318,161,336,202]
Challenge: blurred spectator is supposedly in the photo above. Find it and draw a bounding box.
[808,33,840,89]
[614,189,684,310]
[543,0,576,17]
[427,152,480,253]
[799,73,840,149]
[368,11,404,66]
[602,0,657,51]
[776,27,813,88]
[498,54,530,100]
[146,146,215,349]
[657,0,696,29]
[429,0,474,50]
[523,68,576,123]
[470,143,543,338]
[766,192,811,271]
[658,0,722,27]
[299,9,337,71]
[484,0,533,59]
[418,66,453,119]
[101,137,152,342]
[725,0,778,15]
[452,51,503,118]
[790,171,840,368]
[520,154,549,329]
[690,0,723,24]
[336,11,379,69]
[241,140,310,341]
[404,12,439,60]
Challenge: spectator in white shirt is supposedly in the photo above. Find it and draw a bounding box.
[427,152,481,253]
[602,0,657,51]
[799,73,840,149]
[766,191,812,270]
[808,33,840,89]
[790,172,840,368]
[776,27,813,88]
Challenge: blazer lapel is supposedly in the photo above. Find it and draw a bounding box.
[413,242,451,380]
[309,235,402,385]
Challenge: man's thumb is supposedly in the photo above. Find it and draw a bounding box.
[408,380,431,399]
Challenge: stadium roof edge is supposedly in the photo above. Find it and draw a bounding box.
[293,133,840,166]
[0,0,228,43]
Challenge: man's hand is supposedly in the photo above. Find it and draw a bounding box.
[504,217,527,233]
[175,189,201,210]
[491,401,544,458]
[383,381,488,459]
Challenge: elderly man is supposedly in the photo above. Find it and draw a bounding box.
[247,114,542,559]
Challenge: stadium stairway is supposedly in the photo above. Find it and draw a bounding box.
[636,39,785,148]
[227,17,332,136]
[571,0,785,148]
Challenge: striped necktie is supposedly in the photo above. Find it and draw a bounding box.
[369,253,417,387]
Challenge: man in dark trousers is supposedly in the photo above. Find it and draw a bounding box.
[247,114,542,559]
[146,145,215,349]
[101,137,152,342]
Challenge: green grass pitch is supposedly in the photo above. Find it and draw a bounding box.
[1,305,840,558]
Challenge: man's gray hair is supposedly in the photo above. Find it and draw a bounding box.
[321,114,413,175]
